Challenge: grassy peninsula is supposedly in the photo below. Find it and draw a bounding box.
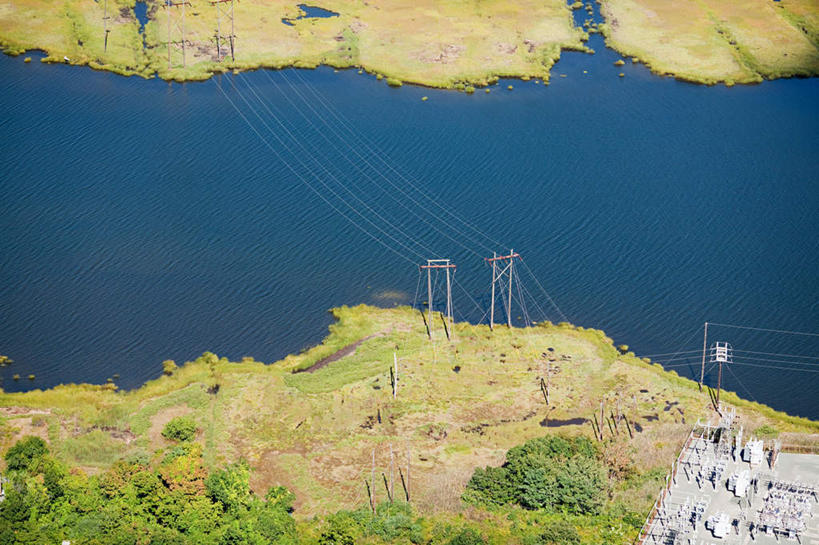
[598,0,819,84]
[0,305,816,543]
[3,0,816,86]
[0,0,588,86]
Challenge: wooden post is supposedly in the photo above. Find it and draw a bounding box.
[600,399,605,440]
[489,253,496,330]
[546,360,551,405]
[382,473,392,502]
[370,449,376,513]
[625,415,633,439]
[365,479,374,513]
[699,322,708,391]
[393,352,398,400]
[406,447,410,502]
[389,444,394,503]
[399,468,409,501]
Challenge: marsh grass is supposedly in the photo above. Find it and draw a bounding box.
[0,304,815,519]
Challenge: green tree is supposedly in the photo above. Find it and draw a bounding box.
[5,436,48,472]
[206,460,253,514]
[162,415,197,442]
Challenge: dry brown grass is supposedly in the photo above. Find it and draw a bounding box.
[599,0,819,84]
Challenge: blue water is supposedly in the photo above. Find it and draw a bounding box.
[1,21,817,418]
[282,4,339,26]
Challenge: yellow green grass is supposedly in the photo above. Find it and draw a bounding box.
[0,305,816,520]
[599,0,819,84]
[1,0,588,87]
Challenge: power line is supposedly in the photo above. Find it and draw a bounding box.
[728,355,819,367]
[733,349,819,360]
[234,74,435,260]
[212,78,419,265]
[708,322,819,338]
[732,361,819,374]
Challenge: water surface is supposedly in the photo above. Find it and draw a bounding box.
[1,28,817,418]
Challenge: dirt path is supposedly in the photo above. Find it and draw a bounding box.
[293,335,378,374]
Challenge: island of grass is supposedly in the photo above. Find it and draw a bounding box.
[0,0,589,86]
[2,0,817,86]
[0,305,816,543]
[598,0,819,84]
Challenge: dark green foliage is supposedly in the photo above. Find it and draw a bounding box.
[461,466,515,506]
[205,460,253,514]
[448,527,487,545]
[0,437,296,545]
[319,511,360,545]
[5,436,48,472]
[265,485,295,513]
[162,415,198,442]
[464,435,606,514]
[536,520,580,545]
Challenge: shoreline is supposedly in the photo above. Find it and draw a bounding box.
[2,305,816,427]
[0,304,816,517]
[2,0,816,88]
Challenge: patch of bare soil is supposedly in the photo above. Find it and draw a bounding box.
[7,416,50,443]
[0,406,51,416]
[294,334,379,374]
[147,406,193,446]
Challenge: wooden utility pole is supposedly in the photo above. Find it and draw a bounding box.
[507,250,514,328]
[710,342,732,408]
[699,322,708,391]
[103,0,111,52]
[489,253,496,330]
[211,0,236,61]
[419,259,456,340]
[165,0,191,69]
[485,250,520,330]
[392,352,398,400]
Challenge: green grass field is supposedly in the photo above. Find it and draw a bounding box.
[1,305,816,520]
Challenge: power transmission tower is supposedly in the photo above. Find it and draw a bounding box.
[708,341,733,406]
[103,0,111,52]
[419,259,456,340]
[210,0,236,61]
[485,250,519,330]
[165,0,191,69]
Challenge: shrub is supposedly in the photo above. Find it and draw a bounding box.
[538,520,580,545]
[448,528,486,545]
[163,359,177,375]
[5,436,48,472]
[162,416,197,442]
[464,435,606,514]
[755,424,779,438]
